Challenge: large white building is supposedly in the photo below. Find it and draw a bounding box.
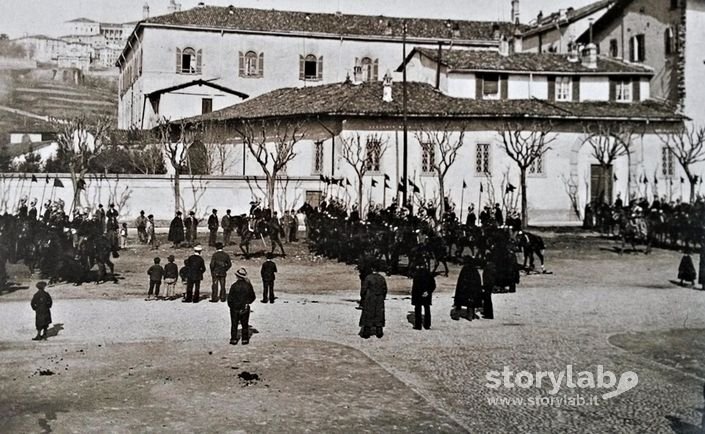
[116,5,519,129]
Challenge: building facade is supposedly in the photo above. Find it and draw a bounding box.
[116,5,518,129]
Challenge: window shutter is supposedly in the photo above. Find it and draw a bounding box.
[373,58,379,81]
[632,78,640,101]
[500,74,508,99]
[609,79,616,101]
[629,37,635,62]
[638,36,645,62]
[317,56,323,80]
[238,51,244,77]
[547,76,556,101]
[258,52,264,77]
[572,77,580,101]
[176,48,182,73]
[475,74,483,99]
[196,49,203,74]
[299,55,305,80]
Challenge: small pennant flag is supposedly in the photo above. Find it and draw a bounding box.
[694,175,700,183]
[77,178,86,190]
[346,178,351,187]
[462,180,467,189]
[319,174,325,183]
[371,179,378,187]
[53,177,64,188]
[384,181,390,189]
[613,173,618,182]
[398,182,406,192]
[643,176,648,185]
[384,174,390,181]
[413,184,420,194]
[680,177,685,184]
[45,174,50,184]
[505,183,516,194]
[669,178,673,185]
[324,176,331,185]
[654,177,658,185]
[31,175,37,183]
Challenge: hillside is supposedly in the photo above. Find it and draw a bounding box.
[0,67,118,142]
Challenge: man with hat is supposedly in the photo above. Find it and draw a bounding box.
[28,198,38,221]
[222,209,233,246]
[184,210,199,247]
[168,211,185,248]
[183,245,206,303]
[135,210,148,243]
[106,203,119,249]
[227,268,256,345]
[30,281,52,340]
[207,209,219,247]
[210,242,232,302]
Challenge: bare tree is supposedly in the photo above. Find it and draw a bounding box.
[233,119,305,209]
[415,122,466,217]
[155,118,200,213]
[583,123,632,206]
[560,174,582,220]
[658,123,705,202]
[498,121,556,227]
[339,132,389,213]
[53,115,112,211]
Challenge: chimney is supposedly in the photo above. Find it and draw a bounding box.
[511,0,520,25]
[499,35,509,56]
[382,72,393,102]
[352,65,363,85]
[143,1,150,19]
[581,43,598,69]
[567,40,579,62]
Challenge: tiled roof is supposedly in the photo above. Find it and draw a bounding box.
[65,17,97,23]
[521,0,614,36]
[191,81,681,123]
[576,0,634,44]
[405,48,653,75]
[142,6,522,42]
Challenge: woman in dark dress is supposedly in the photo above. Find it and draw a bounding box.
[31,281,52,340]
[168,211,185,248]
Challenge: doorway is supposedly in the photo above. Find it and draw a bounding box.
[590,164,613,205]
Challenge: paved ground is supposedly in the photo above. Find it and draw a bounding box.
[1,231,704,433]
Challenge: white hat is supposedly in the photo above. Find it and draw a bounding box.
[194,245,203,252]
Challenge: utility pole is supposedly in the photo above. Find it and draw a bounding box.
[402,19,409,208]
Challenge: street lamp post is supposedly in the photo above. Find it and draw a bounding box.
[402,20,409,208]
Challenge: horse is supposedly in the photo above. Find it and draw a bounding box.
[231,215,269,259]
[614,209,652,255]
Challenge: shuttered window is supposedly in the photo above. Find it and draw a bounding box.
[300,54,323,81]
[358,57,379,82]
[629,34,645,62]
[238,51,264,78]
[176,47,201,74]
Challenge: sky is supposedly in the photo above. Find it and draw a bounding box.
[0,0,596,38]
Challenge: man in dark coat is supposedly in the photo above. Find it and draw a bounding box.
[359,267,387,339]
[184,211,199,247]
[518,230,546,272]
[210,242,232,302]
[411,266,436,330]
[222,209,233,246]
[260,252,278,303]
[228,268,256,345]
[465,205,476,227]
[494,203,504,227]
[106,203,119,250]
[183,245,206,303]
[453,256,483,320]
[269,212,286,256]
[481,261,495,319]
[208,209,219,247]
[168,211,185,248]
[31,281,52,340]
[135,210,148,243]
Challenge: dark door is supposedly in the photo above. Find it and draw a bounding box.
[590,164,613,205]
[201,98,213,114]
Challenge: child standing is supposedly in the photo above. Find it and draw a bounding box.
[120,223,128,248]
[260,252,278,303]
[31,281,52,341]
[147,257,164,300]
[163,255,179,299]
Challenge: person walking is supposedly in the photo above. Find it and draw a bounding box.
[146,257,164,300]
[260,252,278,303]
[411,265,436,330]
[452,256,483,320]
[358,265,387,339]
[269,211,286,256]
[184,211,199,247]
[210,242,232,302]
[184,245,206,303]
[228,268,256,345]
[31,281,52,341]
[164,255,179,299]
[290,209,299,242]
[208,209,219,247]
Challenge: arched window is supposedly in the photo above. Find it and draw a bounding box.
[300,54,323,81]
[360,57,374,82]
[238,50,264,78]
[176,47,202,74]
[664,27,675,55]
[245,51,258,75]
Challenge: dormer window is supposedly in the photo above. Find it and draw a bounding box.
[482,74,500,99]
[555,76,572,101]
[615,80,632,102]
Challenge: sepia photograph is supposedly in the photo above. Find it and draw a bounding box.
[0,0,704,432]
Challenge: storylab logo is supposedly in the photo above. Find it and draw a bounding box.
[485,365,639,406]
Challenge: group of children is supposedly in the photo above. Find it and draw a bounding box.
[145,251,278,302]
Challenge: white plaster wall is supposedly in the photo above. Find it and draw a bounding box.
[508,74,530,99]
[446,72,476,98]
[685,0,705,127]
[529,75,549,100]
[580,76,609,101]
